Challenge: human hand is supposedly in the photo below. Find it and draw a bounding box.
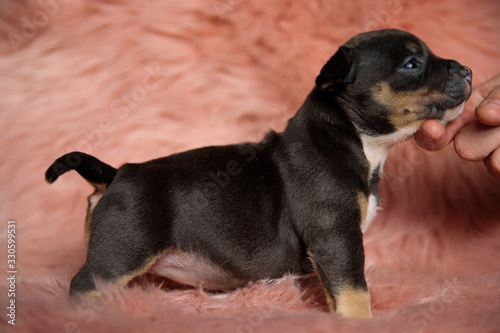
[414,75,500,178]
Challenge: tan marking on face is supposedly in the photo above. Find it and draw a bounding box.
[306,251,336,312]
[336,286,372,319]
[118,251,167,287]
[372,81,435,131]
[357,192,368,231]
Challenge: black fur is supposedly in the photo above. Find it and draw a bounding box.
[45,152,116,187]
[46,29,472,318]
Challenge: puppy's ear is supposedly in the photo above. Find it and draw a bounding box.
[315,46,354,91]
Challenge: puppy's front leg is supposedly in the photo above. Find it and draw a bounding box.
[307,228,372,319]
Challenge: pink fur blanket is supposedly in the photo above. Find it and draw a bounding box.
[1,0,500,332]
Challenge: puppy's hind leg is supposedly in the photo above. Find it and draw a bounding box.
[70,249,165,298]
[70,205,167,297]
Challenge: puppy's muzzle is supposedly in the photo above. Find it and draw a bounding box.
[443,61,472,100]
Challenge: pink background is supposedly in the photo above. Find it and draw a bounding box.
[1,0,499,332]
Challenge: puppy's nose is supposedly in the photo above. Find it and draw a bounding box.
[461,66,472,84]
[448,61,472,84]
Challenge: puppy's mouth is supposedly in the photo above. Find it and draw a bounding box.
[429,70,472,124]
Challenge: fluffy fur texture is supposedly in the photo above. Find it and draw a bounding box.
[1,0,499,332]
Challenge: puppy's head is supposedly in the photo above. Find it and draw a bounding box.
[316,29,472,139]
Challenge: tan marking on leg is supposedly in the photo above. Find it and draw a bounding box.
[336,286,372,319]
[118,251,167,287]
[307,251,336,312]
[357,192,368,231]
[79,251,166,300]
[85,190,104,248]
[84,209,92,248]
[323,285,336,313]
[83,290,101,301]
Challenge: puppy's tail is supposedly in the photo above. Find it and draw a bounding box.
[45,152,117,190]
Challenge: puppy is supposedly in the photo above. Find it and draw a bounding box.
[45,29,472,319]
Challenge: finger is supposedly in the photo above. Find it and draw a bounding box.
[484,147,500,178]
[470,75,500,106]
[475,86,500,126]
[454,121,500,161]
[414,119,446,151]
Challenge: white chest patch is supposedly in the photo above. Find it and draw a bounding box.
[359,130,415,232]
[357,102,467,232]
[363,194,379,232]
[360,127,418,171]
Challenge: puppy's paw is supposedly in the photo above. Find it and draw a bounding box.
[336,287,372,319]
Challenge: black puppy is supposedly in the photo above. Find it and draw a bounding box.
[46,29,471,319]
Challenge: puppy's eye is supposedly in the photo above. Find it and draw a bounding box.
[402,58,422,70]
